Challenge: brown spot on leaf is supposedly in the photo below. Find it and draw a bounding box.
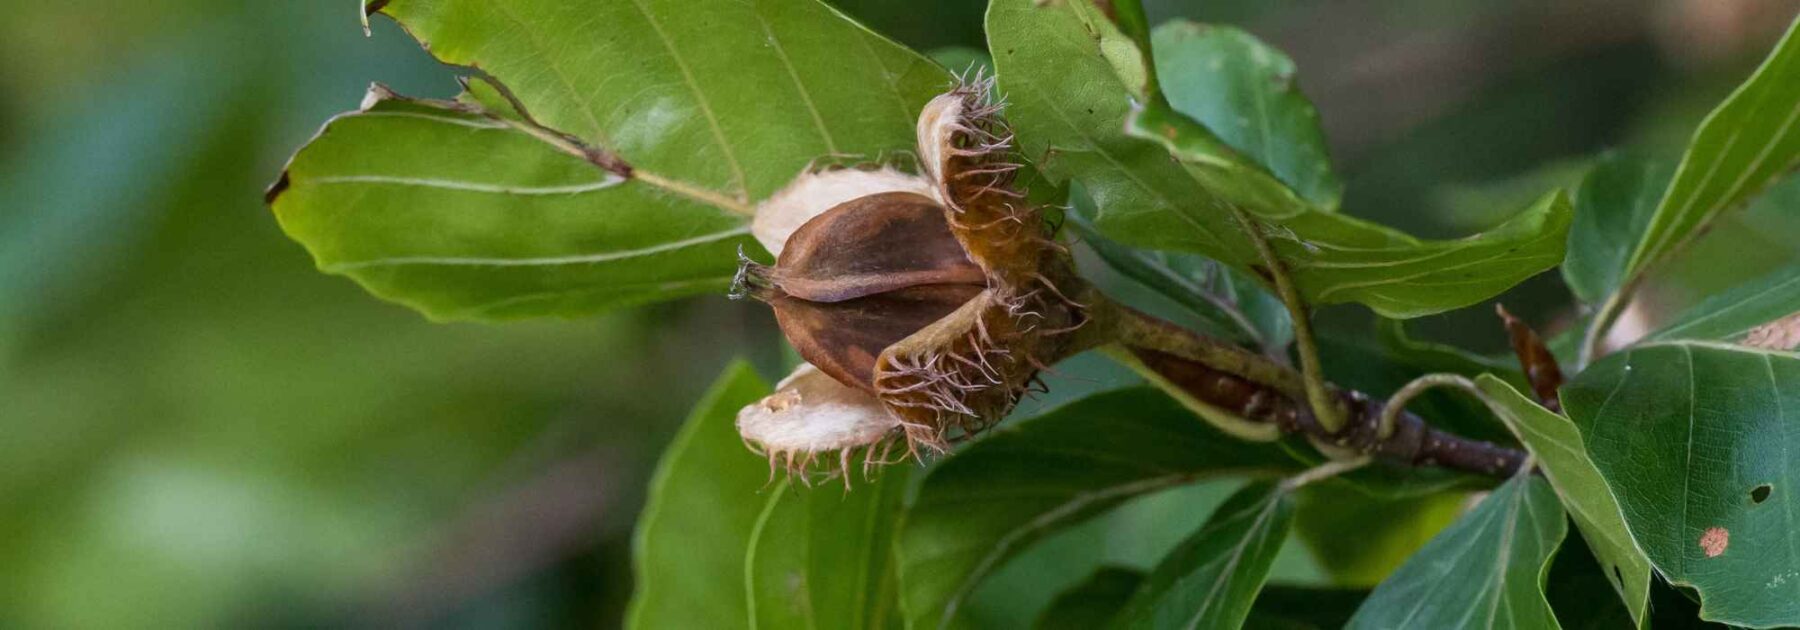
[364,0,391,16]
[1700,527,1729,557]
[1743,312,1800,351]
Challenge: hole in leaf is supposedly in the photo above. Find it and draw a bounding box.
[1612,565,1624,588]
[1751,484,1772,504]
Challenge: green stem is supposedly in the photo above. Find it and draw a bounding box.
[1376,373,1487,440]
[1226,207,1344,433]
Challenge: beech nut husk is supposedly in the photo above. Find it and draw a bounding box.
[732,76,1093,476]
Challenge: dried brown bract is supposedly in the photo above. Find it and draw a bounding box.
[1496,304,1565,412]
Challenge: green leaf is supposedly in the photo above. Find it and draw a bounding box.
[627,362,770,630]
[1111,482,1295,630]
[1561,342,1800,627]
[1619,15,1800,286]
[271,91,759,320]
[1152,21,1342,211]
[1034,567,1144,630]
[987,0,1572,318]
[1070,211,1291,352]
[1124,104,1575,319]
[1477,375,1651,627]
[1647,262,1799,346]
[371,0,945,202]
[1346,474,1567,630]
[746,469,913,629]
[275,0,949,320]
[630,362,915,630]
[897,388,1300,629]
[1562,154,1674,304]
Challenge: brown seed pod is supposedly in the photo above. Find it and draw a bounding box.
[733,75,1092,474]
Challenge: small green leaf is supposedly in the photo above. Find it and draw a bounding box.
[746,469,913,629]
[1346,474,1567,630]
[1110,482,1295,630]
[627,362,770,630]
[1561,343,1800,627]
[277,0,949,319]
[987,0,1572,318]
[1153,21,1342,210]
[897,388,1300,629]
[1034,567,1144,630]
[1562,154,1674,304]
[1647,262,1799,346]
[1619,15,1800,286]
[1477,375,1651,627]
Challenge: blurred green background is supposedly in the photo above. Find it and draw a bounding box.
[2,0,1794,627]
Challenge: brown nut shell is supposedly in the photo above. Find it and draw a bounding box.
[771,191,985,303]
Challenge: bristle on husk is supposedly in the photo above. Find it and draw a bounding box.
[915,72,1042,287]
[859,73,1091,455]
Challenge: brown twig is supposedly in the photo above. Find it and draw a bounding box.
[1099,299,1525,478]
